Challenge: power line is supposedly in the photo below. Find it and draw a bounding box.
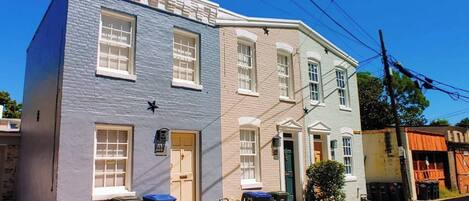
[302,0,380,54]
[330,0,380,47]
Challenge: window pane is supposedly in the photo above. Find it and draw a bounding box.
[240,130,257,181]
[95,175,104,187]
[99,12,134,74]
[173,31,198,83]
[278,54,291,97]
[238,43,254,91]
[95,126,131,189]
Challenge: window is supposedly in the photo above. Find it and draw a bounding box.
[238,42,256,91]
[336,69,348,106]
[277,53,292,98]
[173,29,200,85]
[342,136,352,175]
[308,61,321,102]
[98,10,135,75]
[94,125,132,195]
[240,129,260,183]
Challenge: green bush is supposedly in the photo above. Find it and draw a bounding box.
[306,160,346,201]
[439,187,460,199]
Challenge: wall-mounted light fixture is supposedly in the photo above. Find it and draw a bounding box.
[154,128,170,156]
[272,134,282,160]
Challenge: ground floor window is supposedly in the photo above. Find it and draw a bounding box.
[342,136,353,175]
[240,129,260,183]
[94,125,132,193]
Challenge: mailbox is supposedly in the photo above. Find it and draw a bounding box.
[154,128,170,156]
[272,135,282,159]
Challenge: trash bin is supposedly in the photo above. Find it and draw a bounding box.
[430,181,439,200]
[111,196,142,201]
[388,183,404,201]
[143,194,176,201]
[241,192,273,201]
[417,182,431,200]
[269,191,289,201]
[378,183,389,201]
[367,183,379,201]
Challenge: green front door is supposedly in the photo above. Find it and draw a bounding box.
[284,140,296,201]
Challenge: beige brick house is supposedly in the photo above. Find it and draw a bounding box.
[217,8,365,201]
[218,9,306,201]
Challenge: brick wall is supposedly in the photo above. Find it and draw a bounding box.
[1,145,19,201]
[220,27,305,200]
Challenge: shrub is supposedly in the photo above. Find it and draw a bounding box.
[306,160,346,201]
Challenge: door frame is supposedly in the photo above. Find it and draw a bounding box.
[277,119,304,201]
[171,130,200,201]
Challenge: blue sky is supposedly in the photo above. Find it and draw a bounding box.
[0,0,468,123]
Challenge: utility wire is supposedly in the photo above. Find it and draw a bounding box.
[303,0,380,54]
[330,0,380,46]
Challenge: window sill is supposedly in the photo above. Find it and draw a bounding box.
[339,106,352,112]
[237,89,259,97]
[172,79,203,91]
[241,181,263,190]
[96,69,136,81]
[279,96,296,103]
[345,175,357,182]
[92,190,136,201]
[310,101,326,107]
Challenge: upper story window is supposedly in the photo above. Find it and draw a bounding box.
[173,29,200,85]
[238,41,256,92]
[98,10,135,76]
[308,61,321,103]
[94,125,133,198]
[277,52,293,98]
[336,69,348,107]
[342,136,353,175]
[240,129,260,184]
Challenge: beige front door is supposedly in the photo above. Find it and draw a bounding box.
[314,142,323,163]
[171,133,196,201]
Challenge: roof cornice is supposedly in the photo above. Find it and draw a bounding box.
[216,8,358,66]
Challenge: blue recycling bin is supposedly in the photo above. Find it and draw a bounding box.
[143,194,176,201]
[242,192,273,201]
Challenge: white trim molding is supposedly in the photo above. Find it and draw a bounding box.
[334,60,351,68]
[236,29,258,42]
[276,42,294,54]
[239,117,261,128]
[306,51,321,61]
[308,121,331,134]
[340,127,354,135]
[277,118,303,131]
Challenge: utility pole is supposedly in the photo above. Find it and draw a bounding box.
[379,30,411,201]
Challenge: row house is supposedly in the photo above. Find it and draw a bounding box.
[18,0,365,201]
[217,8,365,201]
[19,0,222,201]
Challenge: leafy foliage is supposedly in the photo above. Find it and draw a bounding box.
[0,91,22,118]
[456,118,469,128]
[429,118,450,126]
[306,160,346,201]
[357,72,429,130]
[391,72,429,126]
[357,72,392,130]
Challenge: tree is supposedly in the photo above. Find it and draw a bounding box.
[456,118,469,128]
[357,71,429,130]
[0,91,22,118]
[306,160,346,201]
[391,72,429,126]
[429,118,450,126]
[358,72,392,130]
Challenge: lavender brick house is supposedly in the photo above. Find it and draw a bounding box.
[18,0,222,200]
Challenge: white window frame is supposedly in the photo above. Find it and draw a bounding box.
[342,136,353,176]
[97,10,136,81]
[277,51,293,100]
[308,60,322,104]
[172,28,202,90]
[237,40,257,94]
[336,68,350,110]
[239,128,261,188]
[93,124,134,200]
